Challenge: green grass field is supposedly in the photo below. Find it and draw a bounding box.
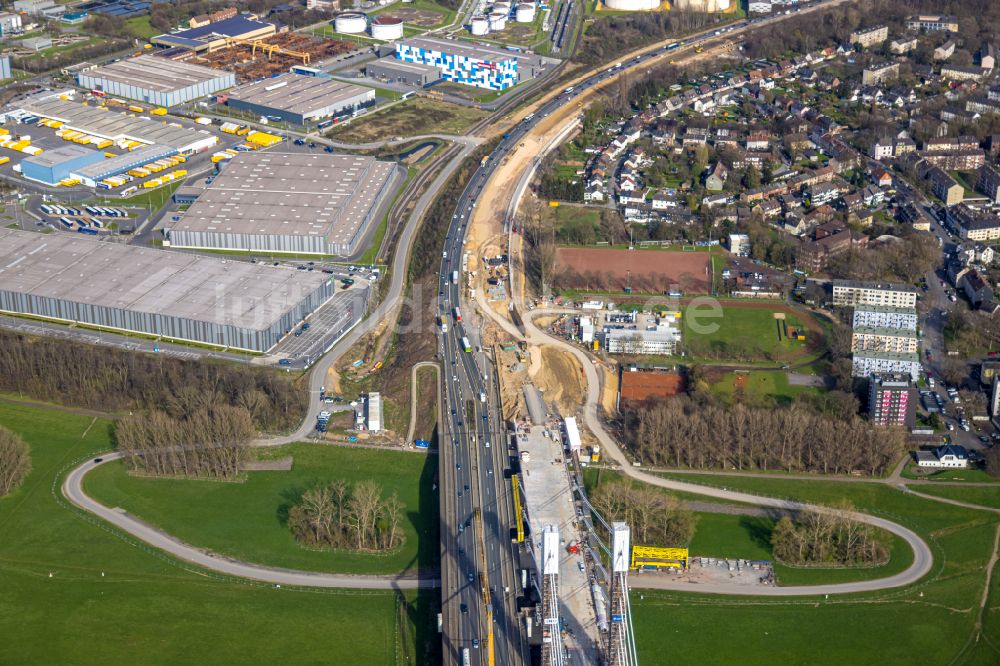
[85,443,438,576]
[901,464,1000,484]
[0,402,437,664]
[683,305,814,362]
[709,370,821,405]
[910,484,1000,509]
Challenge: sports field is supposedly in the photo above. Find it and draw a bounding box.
[554,247,712,294]
[0,401,436,664]
[683,302,824,362]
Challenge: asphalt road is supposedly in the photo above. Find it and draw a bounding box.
[63,453,438,590]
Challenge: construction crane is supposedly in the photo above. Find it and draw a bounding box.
[475,509,494,666]
[222,37,311,64]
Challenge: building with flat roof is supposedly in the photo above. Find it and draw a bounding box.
[366,58,442,87]
[366,392,382,432]
[852,351,921,380]
[76,55,235,107]
[226,74,374,125]
[151,16,276,52]
[832,280,918,308]
[19,97,218,154]
[868,373,915,427]
[852,305,918,330]
[851,326,919,354]
[0,55,11,81]
[604,326,679,355]
[0,228,333,352]
[19,145,105,185]
[164,152,398,257]
[906,15,959,32]
[394,37,551,91]
[71,144,179,188]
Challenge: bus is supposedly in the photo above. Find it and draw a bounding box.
[453,307,461,322]
[462,648,470,666]
[40,204,53,215]
[316,119,334,130]
[59,217,74,228]
[452,270,459,284]
[462,337,472,353]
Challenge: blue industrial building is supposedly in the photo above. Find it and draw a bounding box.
[20,145,106,185]
[395,37,518,91]
[76,0,151,19]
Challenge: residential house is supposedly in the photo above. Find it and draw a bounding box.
[926,165,965,206]
[705,162,729,191]
[941,64,987,82]
[915,445,969,469]
[650,191,678,210]
[976,163,1000,203]
[934,40,956,61]
[977,43,997,71]
[946,204,1000,241]
[961,269,994,307]
[890,38,918,54]
[862,62,900,86]
[850,25,888,48]
[745,131,772,151]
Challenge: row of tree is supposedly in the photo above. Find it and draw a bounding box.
[591,479,696,547]
[288,480,404,552]
[0,331,305,433]
[576,11,717,66]
[0,427,31,497]
[115,406,254,479]
[771,504,889,567]
[622,398,906,476]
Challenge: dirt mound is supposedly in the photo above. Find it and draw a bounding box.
[532,345,586,416]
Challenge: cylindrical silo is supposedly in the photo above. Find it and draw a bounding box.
[488,11,507,31]
[370,16,404,40]
[333,12,367,34]
[604,0,660,9]
[470,15,490,35]
[514,3,536,22]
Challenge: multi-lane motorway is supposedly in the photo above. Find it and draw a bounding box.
[434,3,862,663]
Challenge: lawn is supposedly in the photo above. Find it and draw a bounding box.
[901,464,1000,484]
[85,443,439,576]
[709,370,821,405]
[327,97,488,143]
[0,402,437,664]
[626,472,1000,665]
[683,303,818,362]
[910,484,1000,509]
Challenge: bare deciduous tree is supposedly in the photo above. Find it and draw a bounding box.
[0,426,31,497]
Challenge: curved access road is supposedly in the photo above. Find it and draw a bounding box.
[63,453,440,590]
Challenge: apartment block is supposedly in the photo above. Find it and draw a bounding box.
[832,280,918,308]
[852,305,918,331]
[868,373,915,427]
[851,326,919,354]
[977,163,1000,204]
[852,351,922,381]
[862,61,899,85]
[850,25,888,48]
[906,15,959,32]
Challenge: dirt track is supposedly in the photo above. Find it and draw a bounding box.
[555,247,712,294]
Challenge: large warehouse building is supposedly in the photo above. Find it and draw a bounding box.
[151,16,276,52]
[76,54,235,107]
[20,145,105,185]
[366,58,441,87]
[0,228,334,352]
[164,152,398,257]
[19,97,218,154]
[226,73,374,125]
[393,37,551,90]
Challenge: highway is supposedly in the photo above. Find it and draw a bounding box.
[433,4,866,663]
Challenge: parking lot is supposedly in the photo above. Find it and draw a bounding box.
[270,270,373,366]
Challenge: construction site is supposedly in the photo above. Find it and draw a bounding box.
[174,33,357,83]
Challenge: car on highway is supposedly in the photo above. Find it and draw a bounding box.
[461,603,468,614]
[473,639,479,649]
[468,572,474,582]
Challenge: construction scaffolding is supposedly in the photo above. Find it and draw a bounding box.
[540,525,565,666]
[607,523,639,666]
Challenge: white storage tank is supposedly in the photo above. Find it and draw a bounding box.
[370,15,404,40]
[488,11,507,31]
[494,1,511,14]
[334,12,367,34]
[514,3,535,22]
[470,15,490,35]
[604,0,662,8]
